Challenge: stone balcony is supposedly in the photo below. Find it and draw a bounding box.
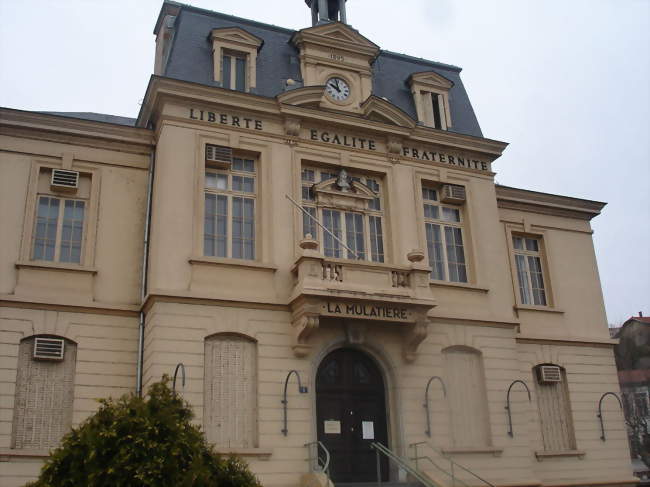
[288,237,436,361]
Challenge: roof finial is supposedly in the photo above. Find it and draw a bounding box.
[305,0,347,26]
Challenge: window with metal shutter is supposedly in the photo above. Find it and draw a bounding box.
[443,347,491,447]
[12,336,76,450]
[534,365,576,451]
[204,334,257,448]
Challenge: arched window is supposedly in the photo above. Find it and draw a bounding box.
[12,335,76,450]
[533,364,576,451]
[204,334,257,448]
[443,346,491,447]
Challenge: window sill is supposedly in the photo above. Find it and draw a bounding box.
[535,450,585,460]
[189,256,277,272]
[15,260,97,274]
[441,446,503,456]
[0,447,51,459]
[429,280,489,293]
[213,447,272,459]
[515,305,564,314]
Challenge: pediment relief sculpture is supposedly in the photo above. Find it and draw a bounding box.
[313,169,376,211]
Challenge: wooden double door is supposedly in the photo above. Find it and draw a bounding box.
[316,348,389,483]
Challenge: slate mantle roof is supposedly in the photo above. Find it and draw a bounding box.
[156,1,483,138]
[41,111,136,127]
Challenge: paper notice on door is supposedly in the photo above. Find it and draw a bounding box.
[324,420,341,434]
[362,421,374,439]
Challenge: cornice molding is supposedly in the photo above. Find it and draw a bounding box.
[0,108,154,150]
[276,86,325,107]
[138,76,508,160]
[496,185,606,221]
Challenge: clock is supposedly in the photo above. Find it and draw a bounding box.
[325,77,350,102]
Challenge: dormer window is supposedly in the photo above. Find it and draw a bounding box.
[409,71,453,130]
[210,28,263,93]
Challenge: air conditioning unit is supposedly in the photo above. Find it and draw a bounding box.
[205,144,233,169]
[50,169,79,192]
[537,365,562,384]
[440,184,466,204]
[33,337,65,361]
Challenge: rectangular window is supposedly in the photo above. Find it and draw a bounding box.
[302,167,385,262]
[32,196,85,264]
[204,155,256,260]
[431,93,443,130]
[322,209,342,258]
[423,187,467,282]
[222,52,247,92]
[513,236,547,306]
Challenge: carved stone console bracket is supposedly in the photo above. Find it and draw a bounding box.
[291,297,321,357]
[403,314,429,363]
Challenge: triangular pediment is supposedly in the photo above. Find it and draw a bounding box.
[409,71,454,90]
[361,96,416,128]
[292,22,379,56]
[210,27,263,50]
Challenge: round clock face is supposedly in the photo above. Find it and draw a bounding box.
[325,77,350,101]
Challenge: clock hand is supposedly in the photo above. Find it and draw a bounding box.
[329,82,341,93]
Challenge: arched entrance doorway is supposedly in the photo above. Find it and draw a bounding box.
[316,348,389,483]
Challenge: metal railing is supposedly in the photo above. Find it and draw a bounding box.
[305,440,331,477]
[409,442,495,487]
[370,441,438,487]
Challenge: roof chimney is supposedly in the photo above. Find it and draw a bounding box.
[640,311,643,317]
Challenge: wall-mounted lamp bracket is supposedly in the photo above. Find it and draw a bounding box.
[173,363,186,393]
[597,391,623,441]
[505,380,531,437]
[423,376,446,437]
[282,370,308,436]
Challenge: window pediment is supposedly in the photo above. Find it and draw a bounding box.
[314,176,375,212]
[409,71,454,91]
[210,27,264,51]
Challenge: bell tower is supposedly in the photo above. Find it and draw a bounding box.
[305,0,348,26]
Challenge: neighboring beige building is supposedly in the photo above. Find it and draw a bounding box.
[0,1,635,486]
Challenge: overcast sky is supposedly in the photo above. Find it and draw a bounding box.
[1,0,648,325]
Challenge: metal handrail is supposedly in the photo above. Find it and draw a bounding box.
[371,441,439,487]
[409,441,495,487]
[305,441,331,476]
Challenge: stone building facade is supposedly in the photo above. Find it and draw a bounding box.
[0,1,635,486]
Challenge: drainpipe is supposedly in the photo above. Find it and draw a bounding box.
[136,149,155,397]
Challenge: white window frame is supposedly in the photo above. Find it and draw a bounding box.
[512,235,548,306]
[301,166,385,263]
[422,186,468,283]
[204,155,257,260]
[31,195,87,264]
[221,50,247,92]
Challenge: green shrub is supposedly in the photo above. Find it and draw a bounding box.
[27,377,261,487]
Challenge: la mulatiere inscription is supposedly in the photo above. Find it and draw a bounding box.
[189,108,263,131]
[402,146,489,171]
[323,302,410,322]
